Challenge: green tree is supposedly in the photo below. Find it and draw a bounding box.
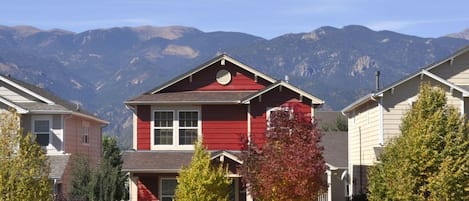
[0,110,52,200]
[240,108,326,201]
[174,141,231,201]
[69,136,127,201]
[69,155,93,201]
[92,136,127,201]
[368,84,469,201]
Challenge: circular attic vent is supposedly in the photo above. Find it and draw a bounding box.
[216,69,232,85]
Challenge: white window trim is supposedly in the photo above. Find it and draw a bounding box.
[32,115,52,149]
[159,177,177,201]
[150,105,201,150]
[82,121,90,145]
[266,106,293,131]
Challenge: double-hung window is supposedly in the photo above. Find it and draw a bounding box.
[178,111,198,145]
[33,119,51,147]
[160,178,177,201]
[82,121,90,144]
[154,111,174,145]
[152,107,200,149]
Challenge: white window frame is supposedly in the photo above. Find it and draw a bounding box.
[159,177,177,201]
[32,115,52,148]
[150,106,201,150]
[153,110,175,146]
[82,121,90,145]
[266,106,293,131]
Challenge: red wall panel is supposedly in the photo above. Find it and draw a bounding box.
[161,61,271,92]
[249,86,313,148]
[202,105,248,150]
[137,105,151,150]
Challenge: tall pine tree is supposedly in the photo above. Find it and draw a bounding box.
[174,141,231,201]
[69,136,127,201]
[0,110,52,200]
[368,83,469,200]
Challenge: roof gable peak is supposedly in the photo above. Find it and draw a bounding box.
[0,75,55,105]
[148,54,277,94]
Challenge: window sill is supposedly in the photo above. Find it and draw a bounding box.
[150,145,195,151]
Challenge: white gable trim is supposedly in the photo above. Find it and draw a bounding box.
[0,76,54,105]
[0,96,28,114]
[210,151,243,164]
[425,45,469,72]
[343,69,469,114]
[241,81,324,105]
[376,70,469,97]
[149,54,277,94]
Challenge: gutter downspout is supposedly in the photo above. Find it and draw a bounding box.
[378,97,384,145]
[247,104,251,144]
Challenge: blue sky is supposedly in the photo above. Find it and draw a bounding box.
[2,0,469,39]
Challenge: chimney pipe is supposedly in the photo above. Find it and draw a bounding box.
[375,71,380,91]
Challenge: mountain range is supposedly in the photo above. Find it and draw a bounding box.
[1,24,468,147]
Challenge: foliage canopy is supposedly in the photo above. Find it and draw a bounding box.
[70,136,127,201]
[0,110,52,200]
[241,107,327,201]
[174,141,232,201]
[368,84,469,200]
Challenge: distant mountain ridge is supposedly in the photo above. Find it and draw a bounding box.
[0,24,468,147]
[447,28,469,40]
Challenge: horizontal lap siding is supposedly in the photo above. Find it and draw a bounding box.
[250,87,313,148]
[202,105,247,150]
[161,61,270,92]
[430,52,469,85]
[382,76,464,143]
[137,105,151,150]
[348,101,379,167]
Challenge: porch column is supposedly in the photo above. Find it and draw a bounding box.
[246,184,253,201]
[129,174,138,201]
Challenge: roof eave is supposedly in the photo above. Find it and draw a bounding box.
[72,111,109,125]
[0,97,29,114]
[121,169,181,173]
[29,110,72,115]
[341,94,375,114]
[125,100,244,105]
[0,75,55,105]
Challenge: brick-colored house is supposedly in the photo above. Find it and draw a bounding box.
[123,54,325,201]
[341,45,469,197]
[0,74,108,197]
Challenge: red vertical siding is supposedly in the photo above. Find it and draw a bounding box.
[161,61,271,92]
[137,105,151,150]
[249,87,313,148]
[202,105,247,150]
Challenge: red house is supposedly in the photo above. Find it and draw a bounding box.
[123,54,324,201]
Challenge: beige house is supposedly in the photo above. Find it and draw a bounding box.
[341,45,469,197]
[0,74,108,198]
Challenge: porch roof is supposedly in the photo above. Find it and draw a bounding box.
[48,154,70,180]
[122,151,194,173]
[321,131,348,169]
